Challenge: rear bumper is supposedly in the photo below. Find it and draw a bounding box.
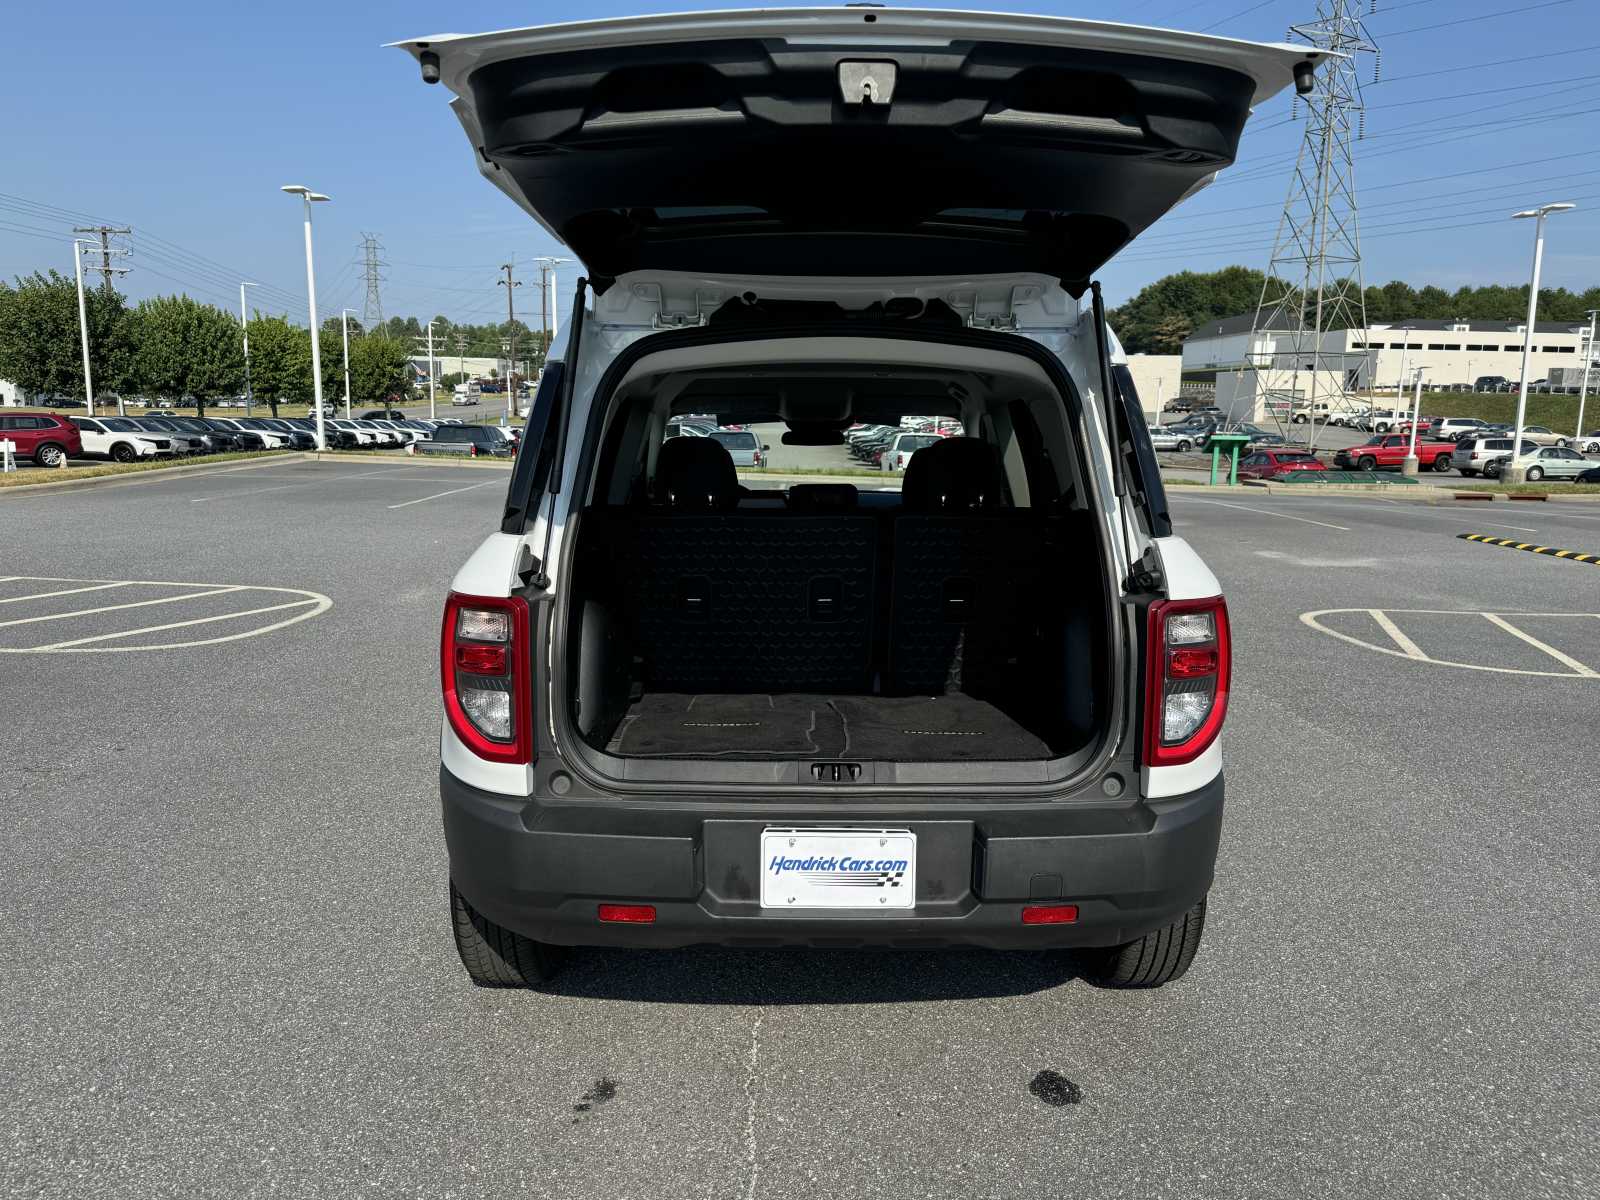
[441,767,1224,950]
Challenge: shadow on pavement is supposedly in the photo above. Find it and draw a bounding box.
[535,945,1082,1005]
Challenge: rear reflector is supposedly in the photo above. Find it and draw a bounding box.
[598,904,656,924]
[1022,904,1079,925]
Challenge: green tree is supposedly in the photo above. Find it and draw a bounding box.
[348,336,414,404]
[128,295,243,417]
[245,314,311,416]
[0,270,131,401]
[1109,266,1265,354]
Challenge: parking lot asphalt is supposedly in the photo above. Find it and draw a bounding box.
[3,468,1598,1199]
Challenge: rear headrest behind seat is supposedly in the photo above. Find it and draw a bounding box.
[900,437,1006,512]
[656,435,740,510]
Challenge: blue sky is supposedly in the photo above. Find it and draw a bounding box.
[3,0,1596,325]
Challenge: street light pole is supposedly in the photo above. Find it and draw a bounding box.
[340,308,355,419]
[1507,201,1577,482]
[426,320,437,421]
[1576,309,1598,446]
[72,239,96,418]
[239,282,259,418]
[1401,367,1427,476]
[281,185,331,450]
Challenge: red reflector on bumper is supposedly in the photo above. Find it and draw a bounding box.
[598,904,656,924]
[1021,904,1079,925]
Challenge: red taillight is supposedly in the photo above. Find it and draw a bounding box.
[598,904,656,924]
[455,644,507,675]
[441,592,531,764]
[1022,904,1079,925]
[1144,596,1231,768]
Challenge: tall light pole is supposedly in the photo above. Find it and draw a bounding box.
[281,185,331,450]
[1401,366,1427,477]
[1576,309,1598,446]
[72,239,97,418]
[339,308,356,420]
[1506,201,1576,482]
[426,321,437,421]
[239,282,259,418]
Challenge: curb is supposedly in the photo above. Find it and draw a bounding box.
[0,453,310,497]
[1457,533,1600,564]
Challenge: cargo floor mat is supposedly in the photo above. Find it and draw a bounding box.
[608,692,1050,761]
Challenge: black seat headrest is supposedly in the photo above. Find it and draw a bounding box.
[900,437,1006,512]
[656,435,739,510]
[788,483,859,512]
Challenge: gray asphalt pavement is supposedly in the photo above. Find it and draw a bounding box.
[3,465,1597,1199]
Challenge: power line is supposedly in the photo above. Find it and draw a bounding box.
[1366,41,1600,85]
[1377,0,1576,38]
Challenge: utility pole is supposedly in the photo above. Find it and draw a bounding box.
[1576,310,1598,445]
[499,262,521,419]
[1242,0,1376,450]
[455,331,467,382]
[534,256,572,372]
[73,225,132,298]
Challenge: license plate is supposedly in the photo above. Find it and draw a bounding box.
[760,827,916,910]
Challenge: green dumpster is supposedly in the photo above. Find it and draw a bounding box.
[1205,432,1252,485]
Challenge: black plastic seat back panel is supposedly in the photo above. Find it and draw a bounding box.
[889,514,1082,696]
[597,511,879,692]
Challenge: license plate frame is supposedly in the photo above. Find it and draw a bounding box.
[759,826,917,910]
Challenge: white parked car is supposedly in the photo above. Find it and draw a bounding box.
[878,431,941,472]
[403,9,1287,990]
[69,416,177,462]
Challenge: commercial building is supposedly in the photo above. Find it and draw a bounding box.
[1183,313,1597,396]
[1122,354,1182,419]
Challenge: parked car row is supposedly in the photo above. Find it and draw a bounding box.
[844,422,952,471]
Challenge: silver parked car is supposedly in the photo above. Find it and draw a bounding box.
[707,428,768,468]
[1483,446,1592,481]
[1452,436,1538,477]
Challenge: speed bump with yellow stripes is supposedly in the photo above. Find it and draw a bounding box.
[1458,532,1600,564]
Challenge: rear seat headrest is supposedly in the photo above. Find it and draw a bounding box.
[788,483,858,512]
[900,436,1005,512]
[656,435,740,510]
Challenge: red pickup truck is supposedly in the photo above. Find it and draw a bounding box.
[1334,433,1456,473]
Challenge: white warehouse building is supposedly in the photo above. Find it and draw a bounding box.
[1183,314,1598,401]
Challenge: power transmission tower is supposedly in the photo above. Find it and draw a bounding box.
[72,225,132,297]
[499,262,522,417]
[1242,0,1377,448]
[359,233,387,335]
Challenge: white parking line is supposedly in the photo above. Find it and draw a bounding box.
[188,466,453,503]
[1481,613,1598,677]
[387,480,500,509]
[31,598,321,650]
[0,581,130,605]
[1369,609,1426,659]
[0,586,245,629]
[1174,497,1351,531]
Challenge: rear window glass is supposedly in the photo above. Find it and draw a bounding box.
[1278,453,1319,464]
[709,431,758,449]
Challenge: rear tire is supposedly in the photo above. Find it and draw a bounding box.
[1079,898,1207,989]
[449,880,566,987]
[34,442,66,467]
[1433,455,1452,472]
[1176,439,1191,452]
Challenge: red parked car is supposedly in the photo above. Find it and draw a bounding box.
[1236,448,1328,480]
[0,411,82,467]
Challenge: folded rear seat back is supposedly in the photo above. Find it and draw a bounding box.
[607,512,879,693]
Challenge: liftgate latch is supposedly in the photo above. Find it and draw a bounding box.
[839,61,897,105]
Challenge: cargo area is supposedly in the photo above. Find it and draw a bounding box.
[557,343,1116,772]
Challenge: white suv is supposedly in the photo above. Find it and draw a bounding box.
[404,10,1304,990]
